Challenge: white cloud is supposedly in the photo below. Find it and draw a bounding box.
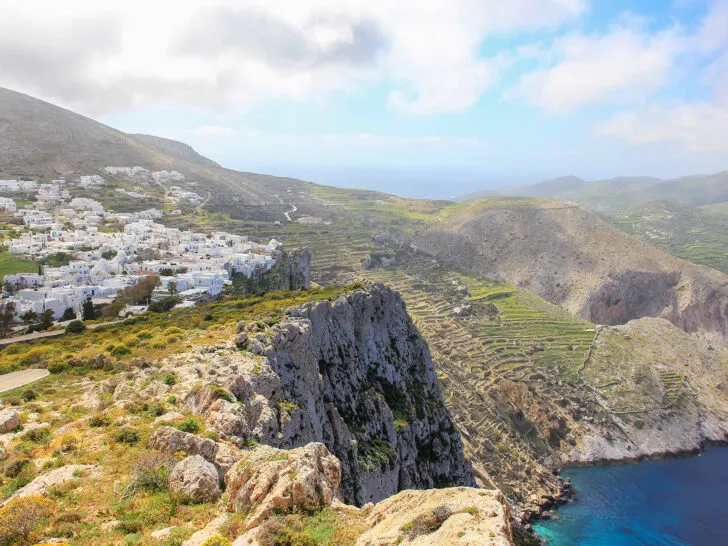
[595,102,728,153]
[0,0,584,116]
[507,24,683,112]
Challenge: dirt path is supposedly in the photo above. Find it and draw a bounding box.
[284,203,298,222]
[0,369,50,393]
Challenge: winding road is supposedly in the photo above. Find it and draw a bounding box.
[284,203,298,222]
[0,369,50,393]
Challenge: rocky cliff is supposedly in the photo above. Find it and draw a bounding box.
[270,247,312,291]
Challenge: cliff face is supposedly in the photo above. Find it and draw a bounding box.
[263,284,475,503]
[270,247,312,291]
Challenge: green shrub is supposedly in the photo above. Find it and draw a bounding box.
[114,428,140,444]
[163,373,177,386]
[21,427,52,445]
[89,414,112,427]
[136,330,154,340]
[167,395,177,405]
[174,418,201,434]
[110,344,132,358]
[116,519,144,534]
[65,320,86,334]
[21,389,37,402]
[211,386,234,403]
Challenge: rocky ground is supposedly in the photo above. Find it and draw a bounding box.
[0,285,512,545]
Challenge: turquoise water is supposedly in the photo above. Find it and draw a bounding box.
[534,447,728,545]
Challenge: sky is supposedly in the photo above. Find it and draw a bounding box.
[1,0,727,198]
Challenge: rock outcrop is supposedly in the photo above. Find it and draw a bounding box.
[3,465,95,505]
[356,487,513,546]
[270,248,311,291]
[246,284,475,504]
[225,442,341,528]
[168,455,221,503]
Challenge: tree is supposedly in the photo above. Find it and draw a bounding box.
[61,307,75,321]
[39,309,54,331]
[101,249,118,260]
[19,310,37,325]
[168,281,177,296]
[0,301,16,335]
[82,297,96,321]
[65,320,86,334]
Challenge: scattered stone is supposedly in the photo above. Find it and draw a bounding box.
[169,455,221,503]
[182,514,231,546]
[151,527,175,540]
[0,408,20,433]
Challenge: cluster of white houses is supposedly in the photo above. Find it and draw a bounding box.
[1,170,283,321]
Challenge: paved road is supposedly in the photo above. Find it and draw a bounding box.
[0,369,50,393]
[0,330,63,347]
[0,319,124,347]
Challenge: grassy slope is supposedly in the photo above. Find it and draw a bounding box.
[0,246,37,280]
[0,287,367,546]
[612,201,728,274]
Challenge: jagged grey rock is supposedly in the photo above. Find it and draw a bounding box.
[225,442,341,528]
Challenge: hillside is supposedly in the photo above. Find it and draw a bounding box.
[131,134,221,168]
[411,198,728,345]
[612,201,728,275]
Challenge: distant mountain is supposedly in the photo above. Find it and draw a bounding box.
[132,134,221,168]
[458,172,728,214]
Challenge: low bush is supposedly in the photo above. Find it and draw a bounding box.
[89,414,112,427]
[201,535,232,546]
[114,428,140,445]
[0,495,54,544]
[65,320,86,334]
[21,389,38,402]
[116,519,144,534]
[174,418,201,434]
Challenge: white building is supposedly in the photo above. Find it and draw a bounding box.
[0,197,17,211]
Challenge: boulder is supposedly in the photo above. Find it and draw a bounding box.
[0,409,20,433]
[169,455,221,503]
[3,465,96,505]
[155,411,185,424]
[356,487,514,546]
[148,426,242,478]
[225,442,341,528]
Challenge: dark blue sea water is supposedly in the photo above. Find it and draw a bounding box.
[534,447,728,545]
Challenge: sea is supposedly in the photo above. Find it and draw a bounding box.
[533,447,728,545]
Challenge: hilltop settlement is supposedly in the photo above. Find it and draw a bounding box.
[0,169,281,323]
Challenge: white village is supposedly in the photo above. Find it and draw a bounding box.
[0,168,282,324]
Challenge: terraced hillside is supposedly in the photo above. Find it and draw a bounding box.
[613,201,728,275]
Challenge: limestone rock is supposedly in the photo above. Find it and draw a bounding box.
[3,464,95,505]
[182,514,231,546]
[225,442,341,528]
[151,527,175,540]
[0,409,20,433]
[356,487,514,546]
[148,426,242,478]
[155,411,185,424]
[169,455,221,503]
